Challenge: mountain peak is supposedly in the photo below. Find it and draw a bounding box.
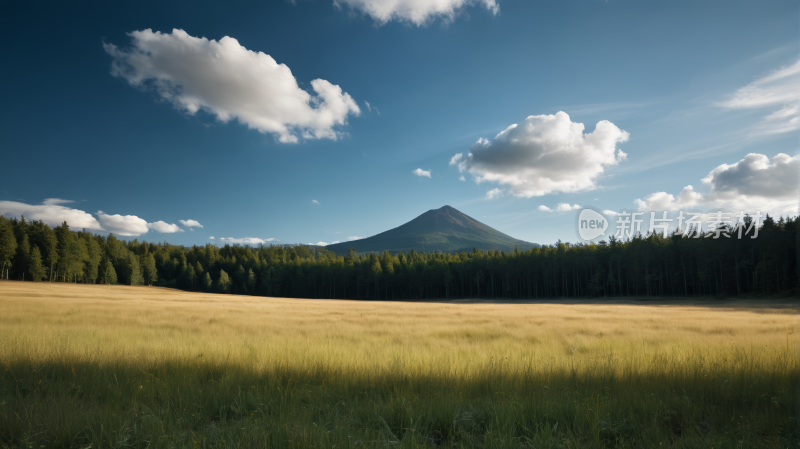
[325,205,538,255]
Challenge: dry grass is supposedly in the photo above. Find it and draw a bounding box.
[0,281,797,448]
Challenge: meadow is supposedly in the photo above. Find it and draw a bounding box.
[0,282,797,448]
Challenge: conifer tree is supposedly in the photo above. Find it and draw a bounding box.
[28,245,46,281]
[16,233,30,280]
[128,253,144,286]
[142,253,158,286]
[0,217,17,279]
[203,272,213,291]
[101,259,118,284]
[217,269,231,293]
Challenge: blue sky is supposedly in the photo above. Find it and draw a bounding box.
[1,0,798,246]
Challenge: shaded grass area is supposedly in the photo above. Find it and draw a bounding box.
[0,282,797,448]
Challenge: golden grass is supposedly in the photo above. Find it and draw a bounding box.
[0,281,797,448]
[1,282,795,375]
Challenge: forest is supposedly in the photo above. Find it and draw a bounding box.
[0,214,796,300]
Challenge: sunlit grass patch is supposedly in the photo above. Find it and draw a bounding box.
[0,282,797,448]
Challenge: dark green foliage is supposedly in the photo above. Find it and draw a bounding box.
[0,214,796,301]
[203,272,213,291]
[142,253,158,286]
[217,269,231,293]
[99,258,118,284]
[128,253,144,286]
[0,216,17,279]
[27,246,45,281]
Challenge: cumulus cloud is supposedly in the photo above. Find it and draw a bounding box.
[179,219,203,228]
[209,236,215,240]
[96,211,149,237]
[218,237,278,245]
[450,112,629,197]
[538,203,581,212]
[412,168,432,178]
[147,221,184,233]
[312,199,321,205]
[602,210,618,216]
[104,29,360,143]
[485,188,504,200]
[458,175,466,181]
[0,200,102,230]
[722,60,800,135]
[347,236,366,241]
[0,199,198,236]
[634,153,800,214]
[334,0,499,26]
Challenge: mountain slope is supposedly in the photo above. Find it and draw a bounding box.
[325,205,538,255]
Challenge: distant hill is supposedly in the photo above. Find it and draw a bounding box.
[325,205,539,255]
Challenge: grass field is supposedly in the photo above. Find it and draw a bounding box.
[0,281,797,448]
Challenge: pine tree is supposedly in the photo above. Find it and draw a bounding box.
[17,233,30,280]
[247,268,256,294]
[28,245,45,281]
[142,253,158,286]
[0,217,17,279]
[203,272,213,291]
[129,253,144,286]
[101,259,118,284]
[217,269,231,293]
[84,237,102,284]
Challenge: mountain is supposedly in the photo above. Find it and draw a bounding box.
[325,205,539,255]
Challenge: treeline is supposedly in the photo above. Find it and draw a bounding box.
[0,214,797,299]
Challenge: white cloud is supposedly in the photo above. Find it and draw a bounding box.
[96,211,149,237]
[179,219,203,228]
[104,29,360,143]
[147,221,184,233]
[0,200,102,230]
[218,237,278,245]
[347,236,366,241]
[364,100,371,112]
[311,241,330,246]
[602,210,618,216]
[450,111,629,197]
[312,199,321,205]
[722,60,800,135]
[42,198,74,206]
[334,0,499,25]
[557,203,581,212]
[538,203,581,212]
[412,168,432,178]
[0,200,191,236]
[485,188,504,200]
[458,175,466,181]
[209,236,215,240]
[634,153,800,214]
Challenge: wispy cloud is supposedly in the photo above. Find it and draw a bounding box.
[218,237,278,245]
[333,0,499,26]
[721,59,800,135]
[312,199,321,205]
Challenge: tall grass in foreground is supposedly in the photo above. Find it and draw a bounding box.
[0,282,797,448]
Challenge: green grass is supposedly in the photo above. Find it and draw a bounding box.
[0,282,797,448]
